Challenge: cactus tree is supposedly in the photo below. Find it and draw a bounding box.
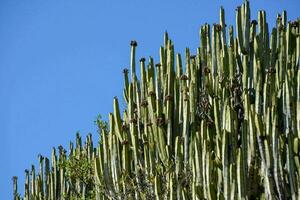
[13,1,300,199]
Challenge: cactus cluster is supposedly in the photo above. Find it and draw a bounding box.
[13,1,300,199]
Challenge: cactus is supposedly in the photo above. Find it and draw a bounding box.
[13,1,300,199]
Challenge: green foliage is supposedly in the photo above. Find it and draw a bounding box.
[63,155,95,198]
[95,114,108,133]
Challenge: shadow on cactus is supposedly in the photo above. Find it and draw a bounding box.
[13,1,300,199]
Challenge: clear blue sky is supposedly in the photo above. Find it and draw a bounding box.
[0,0,299,198]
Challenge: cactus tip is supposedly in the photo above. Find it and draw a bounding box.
[130,40,138,47]
[180,74,189,80]
[123,68,129,74]
[155,63,161,68]
[190,55,196,59]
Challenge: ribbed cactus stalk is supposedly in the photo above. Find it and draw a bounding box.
[13,1,300,199]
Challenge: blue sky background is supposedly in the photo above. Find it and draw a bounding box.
[0,0,299,199]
